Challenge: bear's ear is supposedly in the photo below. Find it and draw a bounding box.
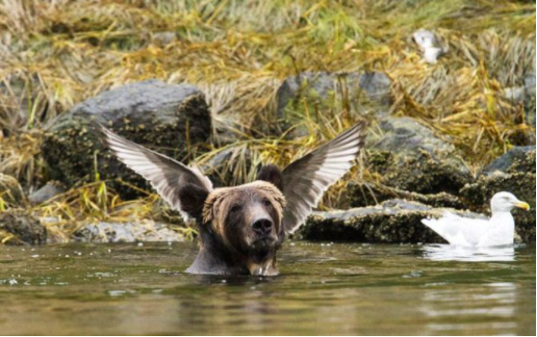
[178,183,209,220]
[257,164,283,191]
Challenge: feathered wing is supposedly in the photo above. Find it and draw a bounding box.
[281,122,366,234]
[101,127,213,218]
[421,211,490,246]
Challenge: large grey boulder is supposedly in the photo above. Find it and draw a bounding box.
[277,71,392,112]
[298,199,485,244]
[274,71,392,136]
[42,80,212,197]
[361,116,472,196]
[348,182,463,209]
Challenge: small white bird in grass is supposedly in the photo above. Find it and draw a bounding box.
[412,29,447,64]
[421,192,530,247]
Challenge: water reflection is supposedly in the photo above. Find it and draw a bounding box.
[420,282,519,335]
[421,244,515,262]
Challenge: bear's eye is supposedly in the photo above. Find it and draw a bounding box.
[263,198,272,208]
[230,204,242,213]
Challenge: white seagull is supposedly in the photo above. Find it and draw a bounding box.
[421,192,530,247]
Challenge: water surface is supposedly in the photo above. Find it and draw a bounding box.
[0,242,535,335]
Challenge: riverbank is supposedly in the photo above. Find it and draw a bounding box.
[0,0,535,244]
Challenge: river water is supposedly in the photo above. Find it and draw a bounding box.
[0,242,535,335]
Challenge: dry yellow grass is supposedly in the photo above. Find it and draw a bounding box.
[0,0,535,242]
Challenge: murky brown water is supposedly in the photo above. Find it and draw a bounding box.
[0,242,535,335]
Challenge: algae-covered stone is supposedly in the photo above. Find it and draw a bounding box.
[482,146,535,176]
[42,80,212,197]
[298,199,485,244]
[0,209,47,245]
[365,149,471,195]
[73,220,184,243]
[363,116,472,195]
[460,172,536,243]
[348,182,463,209]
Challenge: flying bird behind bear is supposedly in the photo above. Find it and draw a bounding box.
[102,122,366,276]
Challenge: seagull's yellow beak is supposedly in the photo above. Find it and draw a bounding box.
[515,201,530,211]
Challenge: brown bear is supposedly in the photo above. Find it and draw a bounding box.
[102,122,365,276]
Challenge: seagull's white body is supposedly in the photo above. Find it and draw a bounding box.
[422,211,514,247]
[421,192,529,247]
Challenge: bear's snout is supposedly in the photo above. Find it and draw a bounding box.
[251,218,274,236]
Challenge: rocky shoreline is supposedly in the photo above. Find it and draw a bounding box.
[1,76,535,245]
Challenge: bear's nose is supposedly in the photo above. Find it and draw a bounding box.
[252,218,273,235]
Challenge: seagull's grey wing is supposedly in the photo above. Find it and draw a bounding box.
[281,122,366,234]
[101,127,213,214]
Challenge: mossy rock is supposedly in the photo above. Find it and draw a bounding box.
[42,80,212,198]
[0,209,47,245]
[73,221,184,243]
[273,71,392,137]
[364,116,473,194]
[460,172,536,243]
[365,149,471,195]
[482,146,535,176]
[298,199,485,244]
[348,182,463,209]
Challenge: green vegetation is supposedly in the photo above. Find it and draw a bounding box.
[0,0,535,243]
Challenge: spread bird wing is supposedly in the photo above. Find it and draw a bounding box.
[101,127,213,218]
[281,122,366,234]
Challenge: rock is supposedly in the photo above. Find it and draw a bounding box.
[42,80,212,197]
[275,71,392,136]
[358,72,392,104]
[297,199,485,243]
[364,116,472,195]
[73,220,184,243]
[460,158,536,244]
[277,71,392,111]
[482,146,535,176]
[0,173,25,206]
[348,182,463,209]
[369,116,459,157]
[28,181,65,205]
[524,73,536,96]
[0,209,47,245]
